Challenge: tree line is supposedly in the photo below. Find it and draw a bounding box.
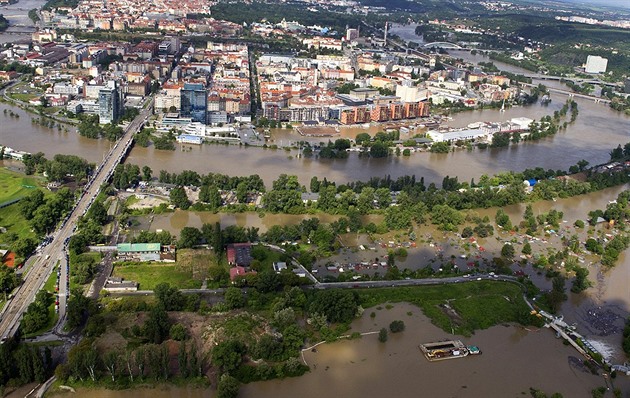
[77,115,125,141]
[0,338,53,394]
[23,152,94,182]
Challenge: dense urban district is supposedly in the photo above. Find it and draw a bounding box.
[0,0,630,397]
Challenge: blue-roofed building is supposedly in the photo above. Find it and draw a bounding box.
[176,134,203,145]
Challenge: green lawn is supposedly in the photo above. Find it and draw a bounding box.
[0,204,36,244]
[0,168,42,204]
[43,260,61,293]
[0,168,48,244]
[112,263,203,290]
[8,93,36,102]
[357,281,529,337]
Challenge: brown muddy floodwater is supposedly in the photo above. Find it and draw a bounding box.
[123,94,629,187]
[242,304,614,398]
[145,211,342,234]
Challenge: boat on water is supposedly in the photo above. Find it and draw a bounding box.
[419,340,481,361]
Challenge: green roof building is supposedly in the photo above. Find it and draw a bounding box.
[117,243,161,253]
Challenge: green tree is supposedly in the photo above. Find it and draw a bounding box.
[571,266,591,293]
[236,182,248,204]
[522,242,532,255]
[375,187,391,208]
[370,142,389,158]
[144,305,171,344]
[309,290,359,323]
[610,144,624,161]
[199,185,222,209]
[501,243,515,258]
[430,142,449,153]
[12,237,37,258]
[66,288,92,329]
[224,287,245,309]
[142,165,153,181]
[0,265,21,298]
[154,283,184,311]
[378,328,388,342]
[87,200,108,225]
[178,227,202,249]
[217,374,240,398]
[212,340,245,373]
[430,205,464,231]
[355,133,371,146]
[170,323,188,341]
[389,320,405,333]
[169,186,191,209]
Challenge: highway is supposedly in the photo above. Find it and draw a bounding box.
[0,98,154,340]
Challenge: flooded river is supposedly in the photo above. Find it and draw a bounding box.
[106,95,630,187]
[2,73,628,188]
[242,304,615,398]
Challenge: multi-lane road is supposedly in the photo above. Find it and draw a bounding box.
[0,99,154,340]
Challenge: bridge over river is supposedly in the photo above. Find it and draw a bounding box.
[0,96,154,340]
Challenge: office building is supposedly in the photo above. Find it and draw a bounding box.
[98,81,122,124]
[180,83,208,123]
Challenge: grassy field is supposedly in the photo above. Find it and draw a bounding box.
[357,281,529,336]
[42,263,59,293]
[176,248,217,281]
[0,168,42,204]
[112,263,203,290]
[0,205,36,244]
[0,169,45,244]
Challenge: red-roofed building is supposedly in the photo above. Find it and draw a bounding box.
[1,250,15,268]
[229,266,257,282]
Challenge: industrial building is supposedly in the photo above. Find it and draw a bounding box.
[585,55,608,74]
